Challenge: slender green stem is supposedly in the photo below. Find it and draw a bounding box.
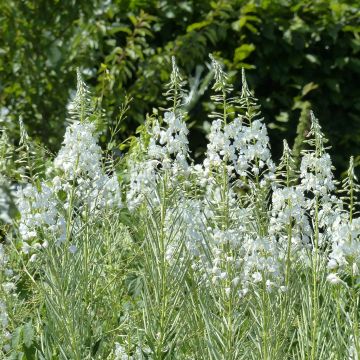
[285,200,293,287]
[311,196,319,360]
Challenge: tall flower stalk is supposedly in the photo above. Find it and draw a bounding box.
[299,111,336,359]
[340,156,360,357]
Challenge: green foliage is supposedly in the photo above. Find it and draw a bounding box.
[1,0,359,173]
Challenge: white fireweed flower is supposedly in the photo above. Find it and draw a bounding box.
[252,272,262,283]
[16,121,122,252]
[148,111,189,171]
[300,153,335,196]
[205,228,244,287]
[76,173,122,211]
[54,121,102,179]
[126,159,158,211]
[269,186,312,252]
[242,235,284,289]
[299,124,341,260]
[328,217,360,271]
[114,342,133,360]
[200,228,283,291]
[198,203,284,291]
[162,192,249,290]
[16,183,66,250]
[176,164,283,291]
[127,111,189,211]
[165,198,208,260]
[326,273,345,285]
[204,119,233,170]
[204,117,275,181]
[190,163,209,187]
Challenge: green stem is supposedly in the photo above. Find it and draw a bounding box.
[262,274,269,360]
[157,174,168,359]
[311,196,319,360]
[285,200,293,287]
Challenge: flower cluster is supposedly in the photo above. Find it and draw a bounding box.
[269,186,312,252]
[165,198,208,261]
[242,235,284,290]
[126,159,159,211]
[204,118,275,181]
[127,111,190,211]
[328,216,360,271]
[148,111,189,172]
[16,120,122,253]
[16,183,66,251]
[54,121,102,178]
[54,121,122,210]
[300,153,335,196]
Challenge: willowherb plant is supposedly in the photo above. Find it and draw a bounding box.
[1,57,360,360]
[126,58,190,212]
[2,70,130,359]
[15,122,121,256]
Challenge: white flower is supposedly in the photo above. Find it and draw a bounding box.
[148,112,189,163]
[127,111,190,211]
[252,272,262,283]
[29,254,37,262]
[16,183,66,247]
[326,273,344,285]
[2,282,15,293]
[54,121,102,179]
[269,186,311,253]
[69,245,78,254]
[327,216,360,273]
[16,121,122,253]
[204,117,275,181]
[126,159,158,211]
[300,153,335,195]
[114,342,133,360]
[242,235,284,287]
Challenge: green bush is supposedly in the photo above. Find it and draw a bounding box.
[1,0,359,173]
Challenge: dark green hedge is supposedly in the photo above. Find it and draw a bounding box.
[1,0,359,173]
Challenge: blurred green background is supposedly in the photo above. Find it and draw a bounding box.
[0,0,359,173]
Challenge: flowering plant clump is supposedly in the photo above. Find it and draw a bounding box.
[0,59,359,359]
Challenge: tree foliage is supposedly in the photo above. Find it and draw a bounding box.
[0,0,359,173]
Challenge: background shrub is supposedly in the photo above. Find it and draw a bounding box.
[0,0,359,173]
